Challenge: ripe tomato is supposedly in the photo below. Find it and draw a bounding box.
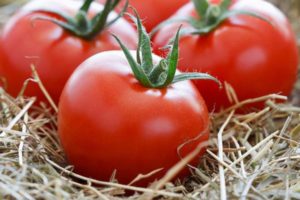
[0,0,137,104]
[154,0,299,111]
[58,51,209,185]
[98,0,189,31]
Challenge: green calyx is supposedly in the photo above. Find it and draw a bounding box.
[188,0,270,34]
[113,11,221,89]
[35,0,127,40]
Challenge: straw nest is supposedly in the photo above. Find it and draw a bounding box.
[0,1,300,199]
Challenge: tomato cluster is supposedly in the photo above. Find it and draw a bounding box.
[0,0,297,186]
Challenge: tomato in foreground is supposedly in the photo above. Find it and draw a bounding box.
[154,0,299,111]
[58,15,218,185]
[98,0,189,31]
[0,0,137,104]
[58,51,209,185]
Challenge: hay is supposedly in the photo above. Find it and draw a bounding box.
[1,79,300,200]
[0,1,300,199]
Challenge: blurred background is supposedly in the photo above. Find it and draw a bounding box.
[270,0,300,40]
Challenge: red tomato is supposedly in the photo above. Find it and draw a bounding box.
[58,51,209,185]
[0,0,137,104]
[154,0,299,111]
[98,0,189,31]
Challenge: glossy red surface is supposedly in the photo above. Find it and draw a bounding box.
[58,51,209,185]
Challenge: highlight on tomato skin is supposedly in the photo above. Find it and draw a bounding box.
[153,0,299,112]
[0,0,137,104]
[97,0,189,31]
[57,50,210,186]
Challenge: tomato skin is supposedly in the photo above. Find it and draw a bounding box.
[0,0,137,104]
[98,0,189,31]
[58,51,209,185]
[154,0,299,111]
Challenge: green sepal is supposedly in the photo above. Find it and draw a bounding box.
[186,9,272,35]
[32,0,127,40]
[172,73,221,87]
[192,0,209,19]
[87,0,123,39]
[219,0,231,13]
[134,10,154,74]
[111,34,153,87]
[32,15,85,37]
[105,0,129,27]
[32,9,77,25]
[161,27,181,87]
[166,0,272,36]
[113,11,220,89]
[80,0,94,12]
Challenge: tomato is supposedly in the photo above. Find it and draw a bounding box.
[57,17,215,185]
[58,50,209,185]
[0,0,137,104]
[98,0,189,31]
[153,0,299,111]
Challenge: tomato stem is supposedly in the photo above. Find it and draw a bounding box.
[152,0,270,36]
[80,0,94,13]
[33,0,127,40]
[187,0,271,34]
[113,10,221,89]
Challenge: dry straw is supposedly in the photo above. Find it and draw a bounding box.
[1,1,300,199]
